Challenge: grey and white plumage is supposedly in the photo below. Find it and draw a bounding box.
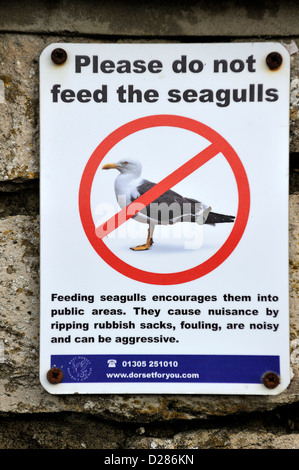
[102,158,235,250]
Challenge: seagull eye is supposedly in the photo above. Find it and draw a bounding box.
[123,161,129,165]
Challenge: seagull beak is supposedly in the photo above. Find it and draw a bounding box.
[102,163,119,170]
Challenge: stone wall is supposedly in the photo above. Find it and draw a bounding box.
[0,1,298,450]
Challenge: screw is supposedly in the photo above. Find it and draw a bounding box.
[47,367,63,384]
[266,52,283,70]
[262,371,280,389]
[51,48,67,65]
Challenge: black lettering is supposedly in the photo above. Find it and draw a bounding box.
[168,89,181,102]
[93,85,108,103]
[258,84,263,102]
[132,60,147,73]
[172,55,187,73]
[189,59,204,73]
[92,55,98,73]
[232,88,247,102]
[75,55,90,73]
[100,60,115,73]
[116,85,126,103]
[265,88,279,102]
[148,60,163,73]
[230,59,245,72]
[127,85,142,102]
[144,89,159,102]
[183,89,197,102]
[77,89,92,103]
[98,335,112,342]
[214,59,228,73]
[61,89,75,103]
[216,89,230,107]
[51,84,61,102]
[214,55,256,73]
[116,60,131,73]
[199,89,213,103]
[246,54,256,72]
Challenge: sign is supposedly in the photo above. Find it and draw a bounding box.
[40,43,290,394]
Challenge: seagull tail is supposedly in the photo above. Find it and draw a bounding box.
[195,206,212,225]
[205,211,236,225]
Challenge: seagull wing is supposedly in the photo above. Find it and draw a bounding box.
[131,179,208,225]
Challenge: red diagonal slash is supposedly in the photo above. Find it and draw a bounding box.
[95,142,220,239]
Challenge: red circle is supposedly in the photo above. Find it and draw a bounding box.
[79,115,250,285]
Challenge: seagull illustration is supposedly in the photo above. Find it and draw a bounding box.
[102,158,235,251]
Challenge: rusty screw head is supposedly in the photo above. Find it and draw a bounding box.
[262,371,280,389]
[47,367,63,384]
[266,52,283,70]
[51,48,67,65]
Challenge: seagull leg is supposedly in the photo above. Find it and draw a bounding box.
[130,224,155,251]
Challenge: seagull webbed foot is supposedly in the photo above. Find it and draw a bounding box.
[130,238,154,251]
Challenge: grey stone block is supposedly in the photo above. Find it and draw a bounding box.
[0,1,299,38]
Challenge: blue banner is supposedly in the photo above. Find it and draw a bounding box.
[50,354,280,384]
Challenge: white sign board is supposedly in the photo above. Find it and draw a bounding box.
[40,43,290,394]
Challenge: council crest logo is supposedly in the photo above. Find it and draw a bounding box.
[67,356,92,382]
